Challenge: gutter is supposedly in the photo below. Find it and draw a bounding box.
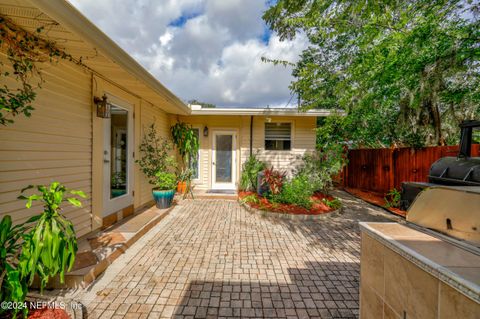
[34,0,191,115]
[190,108,342,117]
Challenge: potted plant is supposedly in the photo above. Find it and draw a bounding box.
[171,122,199,195]
[177,168,193,194]
[152,171,177,208]
[137,123,178,207]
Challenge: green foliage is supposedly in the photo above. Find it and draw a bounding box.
[322,198,342,210]
[171,122,199,169]
[0,216,28,319]
[137,123,176,186]
[0,16,74,126]
[240,154,266,191]
[240,194,260,205]
[154,172,177,190]
[264,0,480,147]
[297,144,347,192]
[384,188,401,208]
[18,182,85,291]
[272,175,314,209]
[261,168,286,195]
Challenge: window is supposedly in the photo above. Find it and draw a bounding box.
[189,128,200,179]
[265,122,291,151]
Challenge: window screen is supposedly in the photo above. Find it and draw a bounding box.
[265,122,291,150]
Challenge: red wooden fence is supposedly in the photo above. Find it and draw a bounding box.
[341,144,480,194]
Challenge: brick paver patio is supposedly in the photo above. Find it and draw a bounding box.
[80,191,395,318]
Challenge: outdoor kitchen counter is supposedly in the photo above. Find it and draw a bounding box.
[359,222,480,319]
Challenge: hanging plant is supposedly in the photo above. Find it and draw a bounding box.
[0,16,74,125]
[170,122,199,167]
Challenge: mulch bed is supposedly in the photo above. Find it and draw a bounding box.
[28,308,69,319]
[344,187,407,217]
[238,191,337,215]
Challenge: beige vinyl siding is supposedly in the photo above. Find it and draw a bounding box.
[243,116,316,176]
[174,115,317,189]
[0,55,93,237]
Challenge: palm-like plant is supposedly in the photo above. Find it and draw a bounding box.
[18,182,86,290]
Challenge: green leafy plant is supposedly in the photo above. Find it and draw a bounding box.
[263,1,480,147]
[0,215,28,319]
[240,194,260,205]
[18,182,86,290]
[262,168,286,195]
[137,123,177,186]
[154,172,177,191]
[384,188,401,208]
[297,144,347,193]
[322,198,342,210]
[170,122,199,167]
[273,175,314,209]
[240,154,266,191]
[0,16,76,126]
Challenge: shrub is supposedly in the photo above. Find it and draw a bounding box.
[262,167,286,195]
[154,172,177,190]
[240,194,260,205]
[297,143,347,192]
[273,175,314,209]
[240,154,266,191]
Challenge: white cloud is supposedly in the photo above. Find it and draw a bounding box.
[69,0,307,107]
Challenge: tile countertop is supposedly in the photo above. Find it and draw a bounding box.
[359,222,480,304]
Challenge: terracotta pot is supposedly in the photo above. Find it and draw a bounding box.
[177,181,187,193]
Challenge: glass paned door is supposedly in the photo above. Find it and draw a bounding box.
[103,100,134,216]
[212,131,236,189]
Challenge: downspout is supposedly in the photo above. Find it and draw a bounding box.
[249,115,253,157]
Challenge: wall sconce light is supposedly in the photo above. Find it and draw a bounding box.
[203,126,209,137]
[266,117,272,123]
[94,94,110,118]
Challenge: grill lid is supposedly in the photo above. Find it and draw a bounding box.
[407,186,480,246]
[429,157,480,186]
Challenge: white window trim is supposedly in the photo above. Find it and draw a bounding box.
[264,120,295,152]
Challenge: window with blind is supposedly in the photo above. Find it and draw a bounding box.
[265,122,291,150]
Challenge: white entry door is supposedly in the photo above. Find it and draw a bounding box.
[212,131,236,190]
[103,96,134,216]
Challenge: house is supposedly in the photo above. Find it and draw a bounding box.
[0,0,335,237]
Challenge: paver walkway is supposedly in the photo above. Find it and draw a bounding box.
[80,191,396,318]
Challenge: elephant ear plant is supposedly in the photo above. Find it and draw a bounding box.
[18,182,86,290]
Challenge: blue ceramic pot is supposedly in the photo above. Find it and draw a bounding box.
[152,189,175,209]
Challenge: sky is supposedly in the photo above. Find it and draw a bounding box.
[69,0,308,108]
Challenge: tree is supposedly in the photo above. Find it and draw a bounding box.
[264,0,480,147]
[188,99,216,108]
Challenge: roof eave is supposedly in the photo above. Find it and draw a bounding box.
[35,0,191,115]
[189,108,343,117]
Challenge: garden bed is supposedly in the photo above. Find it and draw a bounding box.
[238,191,339,215]
[344,187,407,217]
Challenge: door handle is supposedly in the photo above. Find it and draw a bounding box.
[212,162,215,165]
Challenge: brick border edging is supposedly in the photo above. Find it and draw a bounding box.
[239,201,343,220]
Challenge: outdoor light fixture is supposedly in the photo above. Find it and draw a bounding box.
[94,94,110,118]
[203,126,209,137]
[266,117,272,123]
